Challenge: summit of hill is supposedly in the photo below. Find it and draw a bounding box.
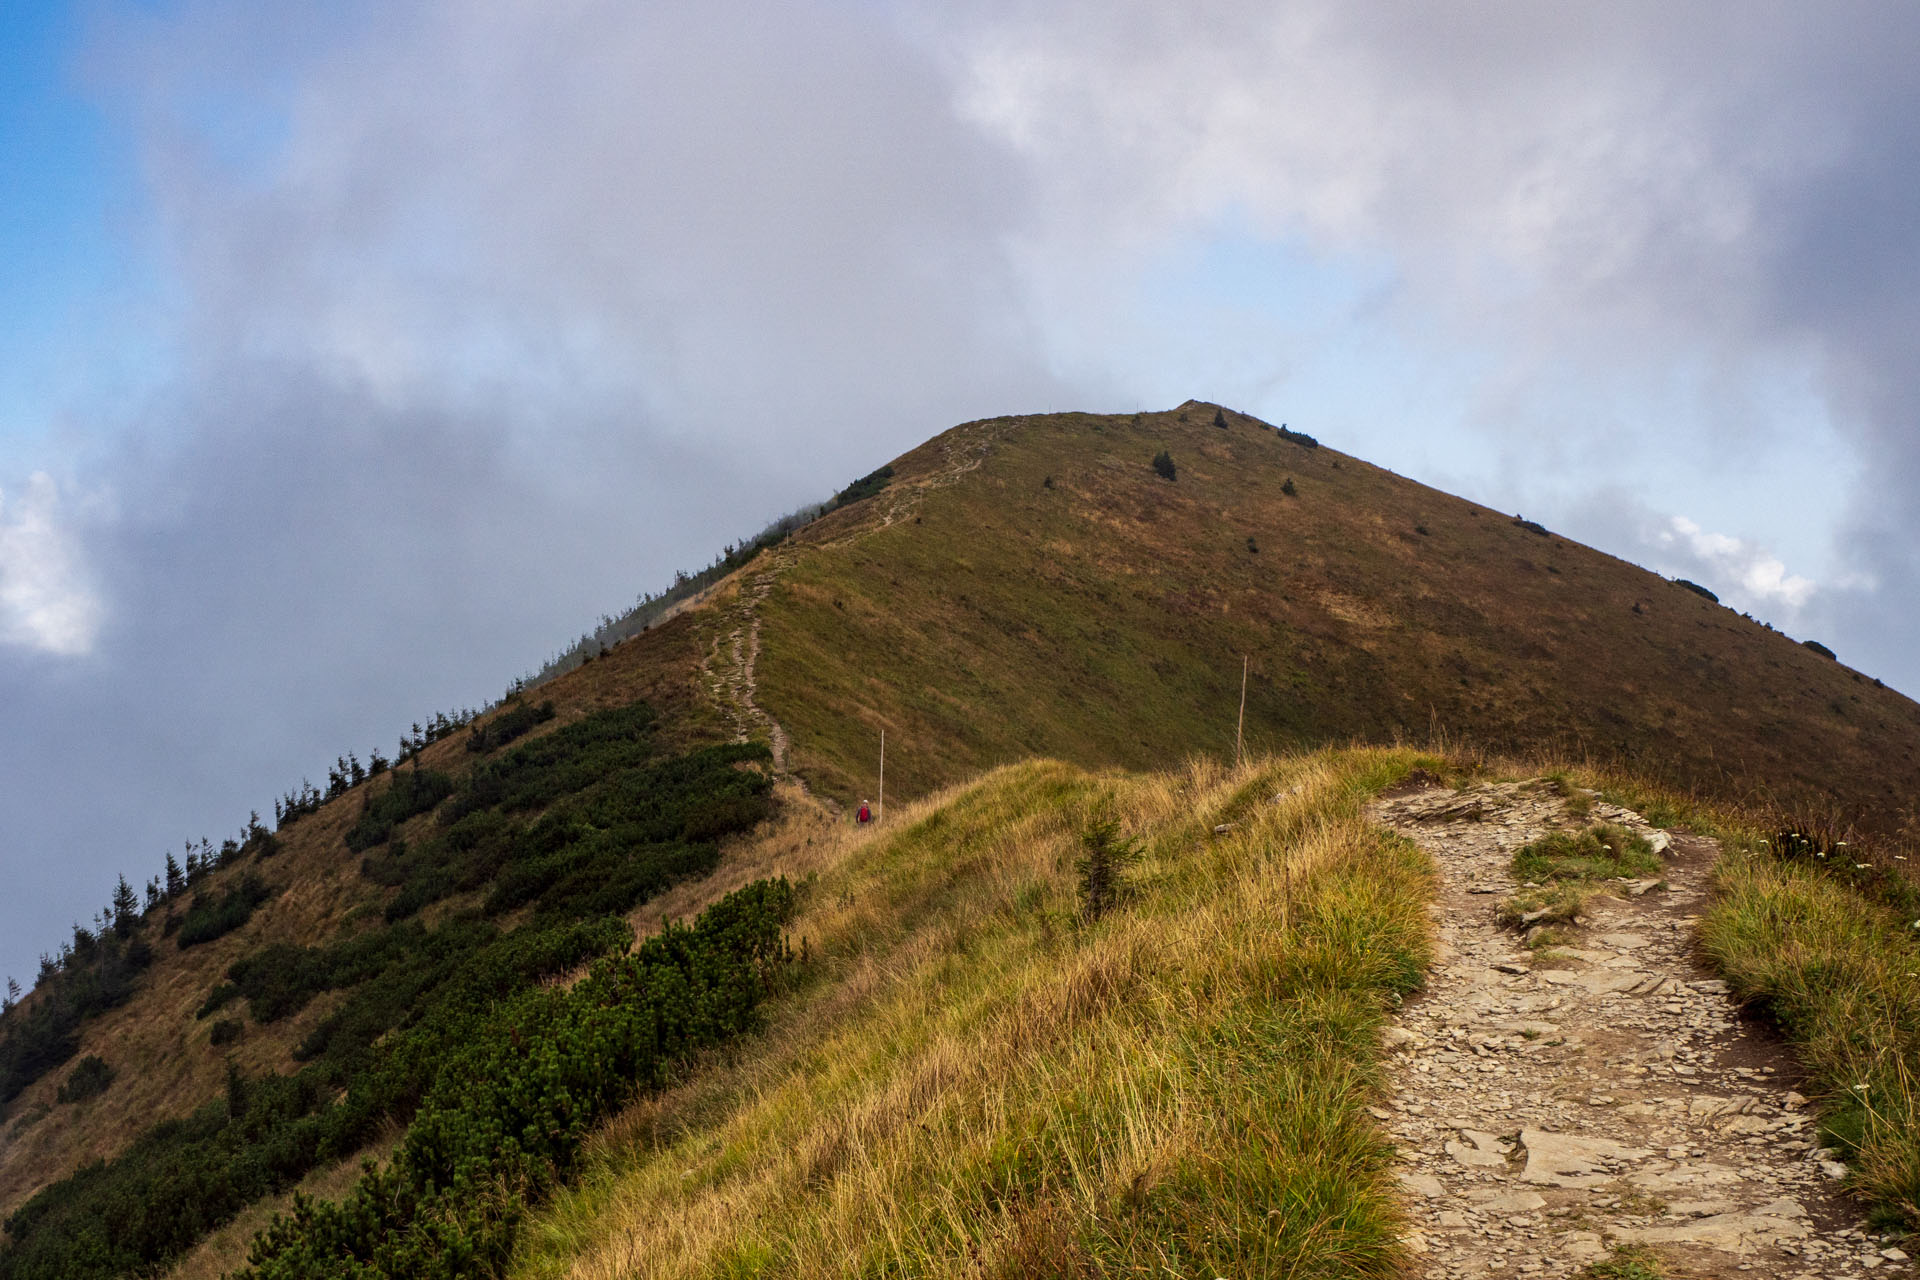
[743,402,1920,824]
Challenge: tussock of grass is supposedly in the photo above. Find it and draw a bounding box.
[1701,848,1920,1231]
[1584,1243,1667,1279]
[1513,824,1661,884]
[510,747,1437,1278]
[1501,824,1662,928]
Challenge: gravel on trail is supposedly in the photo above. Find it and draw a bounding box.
[1372,777,1908,1279]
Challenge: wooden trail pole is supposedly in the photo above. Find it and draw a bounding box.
[878,729,885,824]
[1235,655,1249,768]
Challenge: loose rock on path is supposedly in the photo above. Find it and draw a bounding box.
[1372,777,1908,1279]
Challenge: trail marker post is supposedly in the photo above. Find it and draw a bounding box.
[878,729,885,824]
[1236,655,1249,768]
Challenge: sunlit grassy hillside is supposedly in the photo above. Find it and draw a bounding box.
[511,746,1437,1279]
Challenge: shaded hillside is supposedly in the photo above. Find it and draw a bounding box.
[0,608,722,1223]
[749,404,1920,830]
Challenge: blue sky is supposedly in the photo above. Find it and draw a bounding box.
[0,0,118,464]
[2,0,1918,988]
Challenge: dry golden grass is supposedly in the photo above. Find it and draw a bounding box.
[511,745,1438,1279]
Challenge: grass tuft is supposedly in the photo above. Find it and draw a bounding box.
[1585,1243,1668,1279]
[1502,824,1662,929]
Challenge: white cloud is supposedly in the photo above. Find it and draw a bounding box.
[0,473,102,656]
[1656,515,1817,612]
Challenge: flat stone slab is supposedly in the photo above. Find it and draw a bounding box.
[1464,1189,1548,1213]
[1397,1171,1447,1198]
[1518,1128,1653,1186]
[1627,1160,1746,1191]
[1446,1128,1513,1168]
[1611,1209,1812,1250]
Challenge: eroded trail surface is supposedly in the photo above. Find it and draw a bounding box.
[704,561,789,769]
[1373,778,1906,1279]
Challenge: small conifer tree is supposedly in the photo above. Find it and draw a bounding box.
[1152,450,1177,481]
[1077,816,1144,921]
[111,876,139,938]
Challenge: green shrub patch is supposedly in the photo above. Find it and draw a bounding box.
[0,702,784,1280]
[175,874,277,950]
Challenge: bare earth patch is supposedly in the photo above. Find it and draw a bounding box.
[1373,778,1910,1279]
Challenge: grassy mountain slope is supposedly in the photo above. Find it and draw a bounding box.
[513,748,1436,1279]
[3,400,1917,1275]
[753,404,1920,829]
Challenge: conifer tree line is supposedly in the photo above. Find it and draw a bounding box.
[1,693,502,1055]
[272,707,482,830]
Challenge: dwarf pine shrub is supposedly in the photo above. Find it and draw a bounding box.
[55,1054,113,1104]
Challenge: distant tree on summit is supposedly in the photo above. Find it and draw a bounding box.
[1212,407,1228,429]
[1152,450,1177,481]
[164,851,185,899]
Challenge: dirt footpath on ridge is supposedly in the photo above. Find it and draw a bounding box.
[1372,777,1909,1279]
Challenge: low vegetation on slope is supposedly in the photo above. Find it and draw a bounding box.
[0,610,719,1222]
[0,702,777,1280]
[513,747,1437,1279]
[242,880,798,1279]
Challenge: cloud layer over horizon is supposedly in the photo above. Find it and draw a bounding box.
[1,0,1916,985]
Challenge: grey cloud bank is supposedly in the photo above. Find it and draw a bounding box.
[2,1,1916,985]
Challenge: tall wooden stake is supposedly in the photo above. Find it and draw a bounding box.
[878,729,885,824]
[1235,654,1249,767]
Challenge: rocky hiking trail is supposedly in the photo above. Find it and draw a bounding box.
[700,417,1015,781]
[704,559,790,770]
[1373,777,1908,1279]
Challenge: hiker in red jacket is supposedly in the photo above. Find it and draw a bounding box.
[857,801,872,824]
